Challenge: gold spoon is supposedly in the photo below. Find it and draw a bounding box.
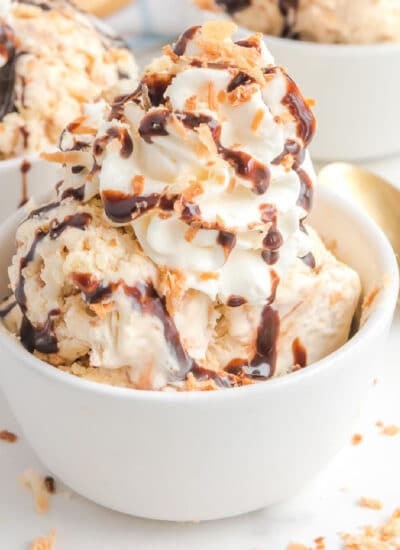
[318,162,400,266]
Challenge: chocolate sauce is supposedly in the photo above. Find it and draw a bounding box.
[173,25,201,56]
[27,201,60,220]
[71,272,115,304]
[102,190,160,223]
[250,305,280,377]
[296,168,313,212]
[227,71,254,93]
[71,165,85,174]
[227,295,246,307]
[215,0,251,14]
[61,184,85,202]
[15,229,47,311]
[278,0,299,38]
[20,308,60,354]
[272,138,305,169]
[292,337,307,368]
[300,252,316,269]
[19,159,31,207]
[192,365,235,388]
[16,0,51,11]
[94,127,133,158]
[217,230,236,255]
[283,77,316,146]
[261,205,282,266]
[124,283,195,378]
[0,23,16,121]
[48,212,92,240]
[181,203,201,222]
[139,109,169,144]
[142,73,173,107]
[179,112,271,195]
[0,298,17,318]
[235,38,261,52]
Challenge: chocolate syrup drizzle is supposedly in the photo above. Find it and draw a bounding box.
[278,0,299,38]
[15,212,92,353]
[214,0,251,14]
[0,298,17,318]
[0,23,16,121]
[173,25,201,56]
[292,337,307,368]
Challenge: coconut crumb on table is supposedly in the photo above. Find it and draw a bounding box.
[352,433,363,445]
[19,469,56,514]
[380,425,400,437]
[0,429,18,443]
[359,497,383,510]
[287,539,325,550]
[341,508,400,549]
[29,530,56,550]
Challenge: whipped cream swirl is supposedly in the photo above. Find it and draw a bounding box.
[58,21,316,308]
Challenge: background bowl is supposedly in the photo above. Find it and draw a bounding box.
[0,186,397,521]
[0,155,61,222]
[265,37,400,162]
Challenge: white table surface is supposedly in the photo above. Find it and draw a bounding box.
[1,46,399,547]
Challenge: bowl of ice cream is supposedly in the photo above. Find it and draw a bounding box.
[0,22,397,520]
[197,0,400,161]
[0,0,137,218]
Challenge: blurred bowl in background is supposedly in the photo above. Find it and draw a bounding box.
[265,36,400,162]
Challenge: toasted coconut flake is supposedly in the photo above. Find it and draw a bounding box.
[200,272,219,281]
[41,150,86,165]
[89,302,113,319]
[0,429,18,443]
[163,44,179,62]
[131,175,145,195]
[200,20,237,43]
[359,497,383,510]
[20,469,51,514]
[352,433,363,446]
[251,108,265,132]
[363,288,380,310]
[184,226,199,243]
[29,530,56,550]
[197,124,218,156]
[381,425,400,436]
[184,95,197,111]
[207,81,218,111]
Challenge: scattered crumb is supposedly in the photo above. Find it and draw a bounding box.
[342,507,400,549]
[376,421,384,428]
[29,529,56,550]
[0,429,18,443]
[352,433,363,446]
[19,469,56,514]
[362,287,380,310]
[44,476,56,494]
[381,425,400,437]
[359,497,383,510]
[287,540,325,550]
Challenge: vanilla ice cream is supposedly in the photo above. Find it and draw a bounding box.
[2,22,361,390]
[201,0,400,44]
[0,0,137,159]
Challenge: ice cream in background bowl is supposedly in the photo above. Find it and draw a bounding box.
[195,0,400,160]
[0,21,397,521]
[2,21,362,391]
[0,0,137,217]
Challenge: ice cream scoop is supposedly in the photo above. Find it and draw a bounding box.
[201,0,400,44]
[2,22,361,390]
[0,0,137,159]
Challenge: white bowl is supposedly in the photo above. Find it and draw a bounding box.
[0,155,62,221]
[265,37,400,161]
[0,186,397,521]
